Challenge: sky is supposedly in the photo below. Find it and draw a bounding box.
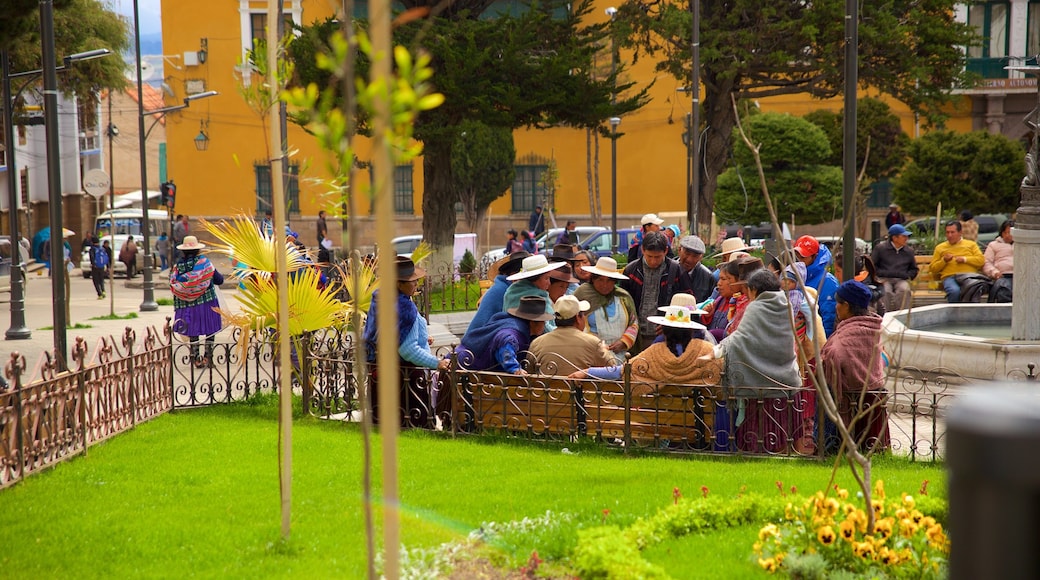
[107,0,163,36]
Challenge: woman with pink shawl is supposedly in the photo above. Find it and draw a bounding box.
[820,280,890,453]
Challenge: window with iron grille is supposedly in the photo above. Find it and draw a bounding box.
[394,164,414,214]
[254,162,300,215]
[511,154,548,214]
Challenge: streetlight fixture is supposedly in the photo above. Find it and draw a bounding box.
[689,0,701,236]
[134,0,216,312]
[2,47,111,343]
[609,116,621,254]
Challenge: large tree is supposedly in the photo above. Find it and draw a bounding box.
[292,0,649,263]
[451,119,516,235]
[804,97,909,183]
[894,130,1024,215]
[715,112,843,225]
[614,0,976,234]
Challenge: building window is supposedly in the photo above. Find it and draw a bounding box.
[394,164,414,215]
[254,162,300,216]
[511,154,549,213]
[249,13,295,45]
[967,2,1009,59]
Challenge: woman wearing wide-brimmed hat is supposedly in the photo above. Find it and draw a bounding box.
[456,295,553,374]
[363,256,448,427]
[568,293,722,397]
[171,235,225,368]
[574,257,638,365]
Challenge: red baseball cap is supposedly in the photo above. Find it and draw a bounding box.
[793,235,820,258]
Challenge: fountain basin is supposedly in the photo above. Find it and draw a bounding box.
[882,304,1040,382]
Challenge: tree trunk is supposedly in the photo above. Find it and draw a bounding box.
[422,140,458,272]
[699,76,739,236]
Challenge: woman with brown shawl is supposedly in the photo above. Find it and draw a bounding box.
[820,280,889,453]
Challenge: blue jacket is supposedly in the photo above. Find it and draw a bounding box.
[467,275,510,333]
[456,312,532,373]
[804,245,839,337]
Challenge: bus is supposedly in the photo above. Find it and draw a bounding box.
[93,209,170,239]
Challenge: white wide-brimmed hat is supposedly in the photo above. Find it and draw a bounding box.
[658,293,707,316]
[506,254,567,281]
[581,257,628,280]
[177,235,206,251]
[707,237,752,261]
[648,305,707,330]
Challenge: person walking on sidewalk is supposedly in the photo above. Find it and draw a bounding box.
[89,236,111,299]
[120,235,139,279]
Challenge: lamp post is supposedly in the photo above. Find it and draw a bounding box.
[609,116,621,254]
[2,47,111,342]
[689,0,701,236]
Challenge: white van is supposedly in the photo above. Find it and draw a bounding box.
[82,209,171,276]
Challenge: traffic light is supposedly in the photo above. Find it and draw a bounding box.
[161,181,176,208]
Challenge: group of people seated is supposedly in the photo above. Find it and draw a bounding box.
[364,227,892,455]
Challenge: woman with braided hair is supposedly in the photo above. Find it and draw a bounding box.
[171,236,224,368]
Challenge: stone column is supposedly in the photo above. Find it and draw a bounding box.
[1011,68,1040,340]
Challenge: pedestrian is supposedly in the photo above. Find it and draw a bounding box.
[884,203,905,228]
[172,214,189,263]
[120,235,139,279]
[520,229,537,253]
[316,210,328,246]
[171,235,224,368]
[528,205,546,237]
[155,232,170,270]
[628,213,665,263]
[260,210,273,238]
[555,220,578,245]
[504,229,523,255]
[89,236,111,298]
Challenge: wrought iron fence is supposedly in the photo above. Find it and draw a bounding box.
[1,325,171,489]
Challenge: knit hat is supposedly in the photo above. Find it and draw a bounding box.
[836,280,872,310]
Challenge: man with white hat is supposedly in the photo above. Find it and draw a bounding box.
[628,212,665,263]
[528,295,613,376]
[676,235,714,301]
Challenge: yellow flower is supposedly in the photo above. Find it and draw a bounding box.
[902,494,915,509]
[817,525,836,545]
[775,553,785,565]
[843,503,857,516]
[871,499,885,517]
[874,479,886,500]
[895,508,908,520]
[753,542,762,554]
[926,523,948,549]
[784,503,795,520]
[853,541,876,559]
[839,519,857,541]
[836,487,849,500]
[911,509,924,524]
[850,509,869,533]
[920,516,936,529]
[900,518,919,538]
[873,517,894,540]
[758,557,777,572]
[878,546,900,565]
[823,497,840,517]
[758,523,779,541]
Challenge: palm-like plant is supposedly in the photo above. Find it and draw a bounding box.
[200,215,350,349]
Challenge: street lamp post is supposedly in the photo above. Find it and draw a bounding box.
[689,0,701,236]
[133,0,158,312]
[610,116,621,254]
[2,47,111,343]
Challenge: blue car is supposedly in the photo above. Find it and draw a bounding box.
[580,228,641,258]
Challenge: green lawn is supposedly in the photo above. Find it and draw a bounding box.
[0,399,945,577]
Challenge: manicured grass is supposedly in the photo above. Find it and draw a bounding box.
[0,398,945,577]
[427,278,482,313]
[89,312,140,320]
[38,322,92,330]
[156,297,174,306]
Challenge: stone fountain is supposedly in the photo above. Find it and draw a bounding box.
[883,64,1040,383]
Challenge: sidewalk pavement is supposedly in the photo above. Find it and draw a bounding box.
[1,268,475,368]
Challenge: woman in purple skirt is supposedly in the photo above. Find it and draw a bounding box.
[171,236,224,368]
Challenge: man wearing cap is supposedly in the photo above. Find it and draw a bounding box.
[529,295,614,376]
[792,235,839,336]
[820,280,889,453]
[884,203,905,228]
[575,257,639,364]
[870,224,918,312]
[622,230,684,353]
[363,256,450,426]
[628,213,665,263]
[676,235,714,301]
[467,251,530,333]
[929,220,984,303]
[457,295,554,374]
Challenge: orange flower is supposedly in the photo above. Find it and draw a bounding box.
[839,519,857,541]
[817,525,836,545]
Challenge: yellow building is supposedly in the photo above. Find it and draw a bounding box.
[160,1,1037,248]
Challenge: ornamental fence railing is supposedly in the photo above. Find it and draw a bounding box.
[6,319,1023,489]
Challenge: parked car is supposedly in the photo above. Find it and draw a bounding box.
[390,233,477,264]
[905,213,1008,251]
[579,228,641,258]
[0,236,30,292]
[479,226,606,276]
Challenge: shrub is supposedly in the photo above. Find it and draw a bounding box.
[459,249,477,275]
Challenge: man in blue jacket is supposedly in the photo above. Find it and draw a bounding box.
[792,235,839,337]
